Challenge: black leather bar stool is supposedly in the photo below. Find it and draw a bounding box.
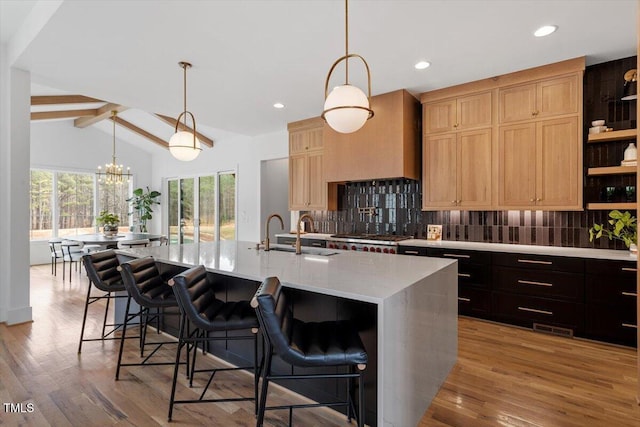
[252,277,368,427]
[115,256,185,380]
[78,250,127,353]
[167,265,260,421]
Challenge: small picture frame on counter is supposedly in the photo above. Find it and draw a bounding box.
[427,224,442,241]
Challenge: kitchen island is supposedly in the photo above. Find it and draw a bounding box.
[117,241,458,427]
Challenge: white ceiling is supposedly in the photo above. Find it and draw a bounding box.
[3,0,638,142]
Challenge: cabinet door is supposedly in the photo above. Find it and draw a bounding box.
[457,92,492,130]
[424,99,456,133]
[423,133,457,209]
[458,129,492,208]
[306,151,326,209]
[499,83,536,123]
[307,127,324,151]
[289,154,308,210]
[536,117,579,208]
[498,123,536,207]
[289,131,308,155]
[537,75,578,119]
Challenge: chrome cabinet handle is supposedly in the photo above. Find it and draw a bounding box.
[444,253,470,258]
[518,306,553,315]
[621,267,637,272]
[458,273,471,278]
[518,279,553,287]
[311,242,322,247]
[458,297,471,302]
[517,259,552,265]
[621,291,637,297]
[404,250,419,255]
[622,323,638,329]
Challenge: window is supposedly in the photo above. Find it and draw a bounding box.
[29,168,132,240]
[167,171,236,244]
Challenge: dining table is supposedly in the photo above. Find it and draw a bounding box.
[64,232,165,247]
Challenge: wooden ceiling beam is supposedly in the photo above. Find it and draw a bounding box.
[115,117,169,149]
[155,113,214,147]
[31,95,103,105]
[31,109,98,121]
[74,103,128,128]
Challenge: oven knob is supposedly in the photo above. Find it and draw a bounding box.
[383,248,389,253]
[342,245,348,250]
[351,245,357,251]
[363,247,369,252]
[390,248,396,254]
[327,243,333,248]
[375,247,381,253]
[370,247,375,252]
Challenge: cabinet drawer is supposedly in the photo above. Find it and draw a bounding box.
[585,258,637,276]
[397,246,428,256]
[427,248,491,265]
[585,302,637,347]
[586,275,637,304]
[493,252,584,273]
[301,238,326,248]
[493,292,584,332]
[457,264,491,288]
[458,287,491,318]
[493,266,583,301]
[277,237,297,246]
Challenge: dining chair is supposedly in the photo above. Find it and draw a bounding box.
[48,238,64,276]
[61,240,85,282]
[117,238,150,249]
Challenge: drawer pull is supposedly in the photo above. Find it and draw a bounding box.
[458,297,471,302]
[517,279,553,287]
[517,306,553,315]
[444,253,470,259]
[517,259,552,265]
[404,250,419,255]
[621,267,637,272]
[458,273,471,278]
[311,242,322,247]
[622,323,638,329]
[621,291,638,297]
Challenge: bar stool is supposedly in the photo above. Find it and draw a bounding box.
[252,277,368,427]
[78,250,127,353]
[117,238,150,249]
[48,238,63,276]
[167,265,260,421]
[115,256,185,380]
[61,240,84,282]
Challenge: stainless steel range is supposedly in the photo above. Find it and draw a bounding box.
[326,234,411,254]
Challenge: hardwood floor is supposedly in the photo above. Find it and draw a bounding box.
[0,264,639,426]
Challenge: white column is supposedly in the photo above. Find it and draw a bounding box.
[0,54,32,324]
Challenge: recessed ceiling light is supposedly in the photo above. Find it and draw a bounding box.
[415,61,431,70]
[534,25,558,37]
[273,102,285,109]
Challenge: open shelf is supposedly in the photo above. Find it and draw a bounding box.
[587,128,637,143]
[587,165,637,176]
[587,202,637,210]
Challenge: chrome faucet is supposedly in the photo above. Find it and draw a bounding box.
[264,213,284,251]
[296,214,315,255]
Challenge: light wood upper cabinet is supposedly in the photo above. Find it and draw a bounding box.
[423,129,493,210]
[324,89,421,182]
[288,117,335,211]
[424,92,492,133]
[498,117,580,209]
[499,75,578,123]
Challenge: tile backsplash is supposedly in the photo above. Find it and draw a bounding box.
[310,178,628,251]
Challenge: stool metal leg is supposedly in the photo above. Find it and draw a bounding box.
[115,295,133,380]
[256,346,272,427]
[168,313,188,421]
[358,369,365,427]
[77,280,93,353]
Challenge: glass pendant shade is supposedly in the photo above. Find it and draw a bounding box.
[324,84,371,134]
[169,130,201,161]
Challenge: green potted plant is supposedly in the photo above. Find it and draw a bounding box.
[589,210,638,255]
[96,211,120,236]
[127,187,161,233]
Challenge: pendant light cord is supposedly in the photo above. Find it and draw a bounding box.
[345,0,349,85]
[111,111,117,165]
[183,63,188,130]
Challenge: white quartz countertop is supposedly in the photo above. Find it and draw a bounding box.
[277,233,634,261]
[118,241,456,304]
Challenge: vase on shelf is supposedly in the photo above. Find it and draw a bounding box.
[629,243,638,257]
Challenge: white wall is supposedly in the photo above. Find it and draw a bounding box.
[30,120,154,264]
[260,157,290,240]
[151,129,289,242]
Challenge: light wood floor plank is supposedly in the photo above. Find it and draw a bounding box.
[1,265,639,426]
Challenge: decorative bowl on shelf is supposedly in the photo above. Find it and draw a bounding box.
[591,119,605,127]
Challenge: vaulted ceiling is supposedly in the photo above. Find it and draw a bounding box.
[2,0,638,152]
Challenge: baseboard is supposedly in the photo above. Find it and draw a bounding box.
[6,305,33,325]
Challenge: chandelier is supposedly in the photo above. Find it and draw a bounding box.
[321,0,374,134]
[169,61,202,161]
[96,110,132,184]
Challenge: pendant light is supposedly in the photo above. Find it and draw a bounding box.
[169,61,202,161]
[96,110,132,184]
[321,0,374,134]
